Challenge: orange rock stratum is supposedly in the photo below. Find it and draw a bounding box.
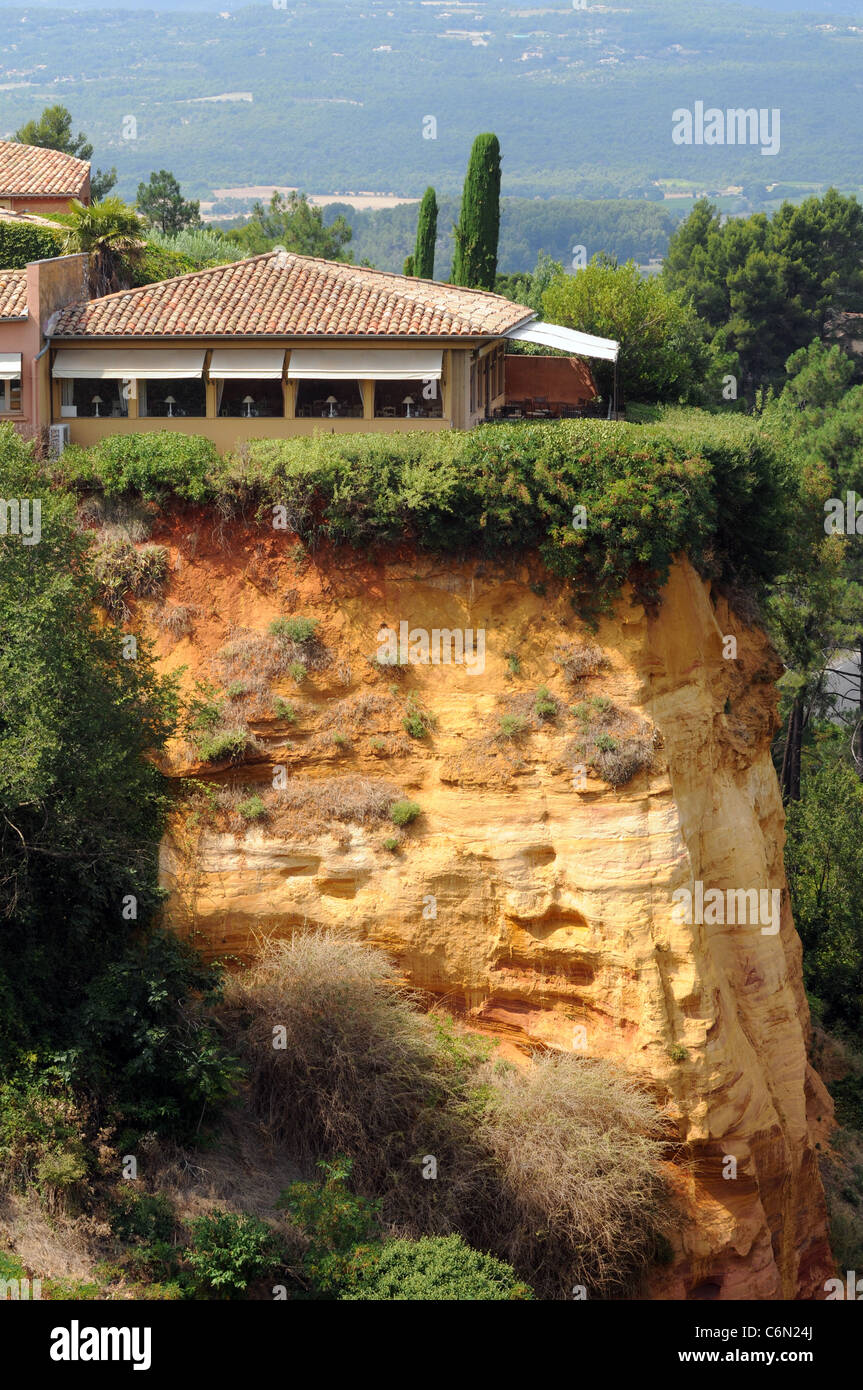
[147,510,834,1300]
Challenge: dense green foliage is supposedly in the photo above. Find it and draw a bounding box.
[542,258,713,404]
[785,759,863,1035]
[185,1211,280,1298]
[13,103,116,201]
[0,427,234,1141]
[318,197,681,278]
[339,1234,532,1301]
[451,134,501,290]
[410,186,437,280]
[227,191,352,261]
[136,170,201,235]
[664,192,863,397]
[53,197,147,296]
[56,417,790,615]
[0,222,62,269]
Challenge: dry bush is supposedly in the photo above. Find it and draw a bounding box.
[478,1055,676,1299]
[78,494,155,544]
[215,627,330,700]
[90,540,169,621]
[274,774,399,827]
[554,641,607,684]
[321,692,398,734]
[568,698,655,788]
[155,603,199,639]
[219,933,487,1233]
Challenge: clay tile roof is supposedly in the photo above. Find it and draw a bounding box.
[51,252,535,340]
[0,139,90,199]
[0,269,28,320]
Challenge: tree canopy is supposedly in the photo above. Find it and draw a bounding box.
[451,133,501,290]
[13,104,116,200]
[228,191,352,261]
[136,170,201,236]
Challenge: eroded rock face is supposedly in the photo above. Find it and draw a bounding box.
[150,512,833,1299]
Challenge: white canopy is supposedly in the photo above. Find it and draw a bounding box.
[0,352,21,379]
[506,320,619,363]
[53,349,206,380]
[287,348,443,380]
[208,348,285,380]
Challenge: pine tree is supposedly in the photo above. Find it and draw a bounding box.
[451,135,501,290]
[413,187,438,279]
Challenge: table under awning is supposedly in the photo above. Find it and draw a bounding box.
[0,353,21,379]
[287,348,443,380]
[208,348,286,379]
[52,349,207,379]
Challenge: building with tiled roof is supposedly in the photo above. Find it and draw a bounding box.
[0,139,90,215]
[0,269,28,322]
[44,251,543,446]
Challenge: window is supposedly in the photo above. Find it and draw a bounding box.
[216,378,284,417]
[469,359,477,414]
[294,378,363,419]
[60,377,128,419]
[139,377,206,418]
[0,376,22,414]
[374,377,442,419]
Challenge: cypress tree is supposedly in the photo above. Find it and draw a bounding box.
[451,134,501,290]
[403,254,415,276]
[413,187,438,279]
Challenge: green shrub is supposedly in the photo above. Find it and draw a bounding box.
[389,799,421,826]
[196,727,253,764]
[288,660,307,684]
[273,698,296,721]
[238,794,267,822]
[506,653,522,677]
[59,433,219,503]
[110,1190,176,1246]
[382,836,399,851]
[533,686,557,721]
[185,1210,281,1298]
[0,221,62,268]
[226,680,251,700]
[342,1234,533,1301]
[277,1157,382,1296]
[270,616,319,643]
[498,714,528,738]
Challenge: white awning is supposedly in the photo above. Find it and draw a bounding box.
[52,349,206,380]
[208,348,286,380]
[287,348,443,380]
[0,352,21,379]
[506,320,619,363]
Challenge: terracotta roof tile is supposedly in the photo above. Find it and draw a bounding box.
[52,252,534,340]
[0,269,27,320]
[0,139,89,199]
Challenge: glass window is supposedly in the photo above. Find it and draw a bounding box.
[216,378,284,418]
[374,378,442,418]
[139,378,206,418]
[0,376,22,413]
[60,377,128,419]
[294,379,363,418]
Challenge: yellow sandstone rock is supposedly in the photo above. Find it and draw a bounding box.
[149,512,833,1300]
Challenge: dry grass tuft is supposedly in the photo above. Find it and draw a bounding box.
[554,641,608,685]
[478,1054,676,1298]
[567,697,655,787]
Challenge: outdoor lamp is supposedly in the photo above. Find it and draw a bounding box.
[165,395,176,417]
[326,395,338,417]
[91,394,103,417]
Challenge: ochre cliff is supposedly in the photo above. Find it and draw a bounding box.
[144,509,834,1300]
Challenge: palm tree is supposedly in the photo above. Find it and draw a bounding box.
[53,198,147,296]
